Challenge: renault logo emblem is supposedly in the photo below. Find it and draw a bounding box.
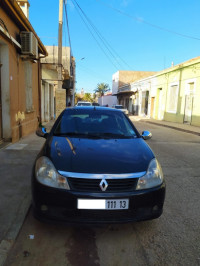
[99,179,108,192]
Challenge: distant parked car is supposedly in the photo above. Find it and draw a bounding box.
[112,105,128,115]
[32,106,165,224]
[92,102,100,106]
[76,101,92,106]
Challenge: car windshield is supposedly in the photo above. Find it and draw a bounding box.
[54,109,137,139]
[115,105,124,109]
[77,102,92,106]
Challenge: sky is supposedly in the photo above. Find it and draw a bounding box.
[29,0,200,93]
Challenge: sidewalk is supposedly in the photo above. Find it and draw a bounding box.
[129,115,200,136]
[0,121,54,265]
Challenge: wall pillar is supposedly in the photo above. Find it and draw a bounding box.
[41,82,45,123]
[44,82,49,121]
[0,44,11,140]
[55,89,66,118]
[50,84,54,119]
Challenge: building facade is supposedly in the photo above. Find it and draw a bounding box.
[131,57,200,127]
[0,0,47,143]
[98,92,117,107]
[112,70,156,114]
[41,46,75,122]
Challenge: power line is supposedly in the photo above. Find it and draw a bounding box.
[70,0,120,70]
[96,0,200,41]
[78,64,110,81]
[72,0,132,70]
[64,1,73,55]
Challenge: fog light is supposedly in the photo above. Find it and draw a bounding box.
[41,205,48,211]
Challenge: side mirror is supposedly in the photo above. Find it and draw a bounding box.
[142,131,152,140]
[36,127,48,138]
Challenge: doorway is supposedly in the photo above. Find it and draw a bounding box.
[184,82,194,124]
[184,95,193,124]
[150,97,155,117]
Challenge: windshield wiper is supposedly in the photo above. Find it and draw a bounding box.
[54,132,84,137]
[85,133,103,139]
[54,132,134,139]
[101,133,134,139]
[54,132,102,139]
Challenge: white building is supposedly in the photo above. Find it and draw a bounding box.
[98,92,117,107]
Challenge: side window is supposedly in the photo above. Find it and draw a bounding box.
[24,61,33,112]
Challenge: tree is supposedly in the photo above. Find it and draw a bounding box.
[74,92,93,104]
[83,93,93,102]
[94,83,110,96]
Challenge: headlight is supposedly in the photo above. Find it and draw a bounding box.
[136,159,164,190]
[35,156,70,190]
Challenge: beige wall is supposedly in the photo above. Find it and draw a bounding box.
[118,71,156,88]
[0,8,40,142]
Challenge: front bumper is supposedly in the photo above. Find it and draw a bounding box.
[32,178,166,224]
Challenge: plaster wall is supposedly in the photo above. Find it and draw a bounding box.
[98,95,117,107]
[112,72,119,95]
[0,43,11,139]
[130,58,200,126]
[0,10,40,142]
[0,9,20,39]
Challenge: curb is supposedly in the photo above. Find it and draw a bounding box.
[142,120,200,136]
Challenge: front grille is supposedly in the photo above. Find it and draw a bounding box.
[68,177,138,192]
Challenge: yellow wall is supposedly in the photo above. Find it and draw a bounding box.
[154,60,200,126]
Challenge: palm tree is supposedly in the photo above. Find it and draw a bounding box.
[94,83,110,96]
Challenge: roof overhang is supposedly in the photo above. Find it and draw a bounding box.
[115,90,135,96]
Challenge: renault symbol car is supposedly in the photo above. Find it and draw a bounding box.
[32,106,165,224]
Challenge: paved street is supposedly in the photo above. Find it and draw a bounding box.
[4,121,200,266]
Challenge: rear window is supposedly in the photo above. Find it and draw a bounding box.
[54,109,137,138]
[77,102,92,106]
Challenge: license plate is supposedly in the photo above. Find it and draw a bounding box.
[77,199,129,210]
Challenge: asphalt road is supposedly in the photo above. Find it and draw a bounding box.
[4,122,200,266]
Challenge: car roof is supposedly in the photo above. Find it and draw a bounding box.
[77,101,91,103]
[66,106,122,112]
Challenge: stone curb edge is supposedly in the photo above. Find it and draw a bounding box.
[142,120,200,136]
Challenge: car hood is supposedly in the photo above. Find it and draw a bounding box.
[46,136,154,174]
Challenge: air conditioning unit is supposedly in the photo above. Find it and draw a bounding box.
[20,31,38,58]
[62,78,74,90]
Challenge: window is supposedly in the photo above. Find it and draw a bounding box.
[167,83,179,113]
[24,61,33,112]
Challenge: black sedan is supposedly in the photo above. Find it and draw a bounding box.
[32,107,165,224]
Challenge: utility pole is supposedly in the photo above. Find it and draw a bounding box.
[58,0,63,91]
[56,0,66,117]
